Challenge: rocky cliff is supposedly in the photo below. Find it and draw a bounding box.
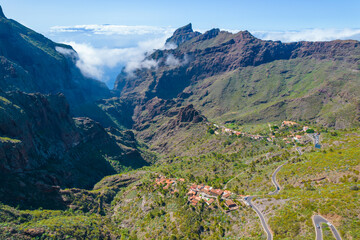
[0,91,148,209]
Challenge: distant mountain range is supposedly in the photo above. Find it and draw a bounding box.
[114,23,360,130]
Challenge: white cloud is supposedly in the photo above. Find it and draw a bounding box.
[56,36,169,81]
[165,54,180,67]
[53,25,175,82]
[51,24,174,36]
[252,28,360,42]
[219,28,360,42]
[164,54,190,68]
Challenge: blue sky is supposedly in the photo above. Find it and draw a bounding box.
[2,1,359,88]
[2,0,359,33]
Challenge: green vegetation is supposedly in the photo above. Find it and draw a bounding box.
[0,204,121,239]
[0,136,21,143]
[269,129,360,239]
[184,58,360,128]
[1,121,359,239]
[306,128,315,133]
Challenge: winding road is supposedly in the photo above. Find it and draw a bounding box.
[241,164,285,240]
[269,164,283,195]
[244,196,273,240]
[312,215,342,240]
[237,146,343,240]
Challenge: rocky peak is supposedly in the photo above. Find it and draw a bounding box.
[166,23,201,46]
[0,6,5,18]
[234,30,257,41]
[196,28,220,41]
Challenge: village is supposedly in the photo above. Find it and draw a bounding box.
[155,176,243,212]
[153,120,321,213]
[212,120,321,148]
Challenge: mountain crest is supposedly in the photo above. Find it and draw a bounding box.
[166,23,201,46]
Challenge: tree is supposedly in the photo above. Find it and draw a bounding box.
[306,129,315,133]
[208,128,215,134]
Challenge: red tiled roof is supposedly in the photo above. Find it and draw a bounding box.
[222,191,231,198]
[211,189,224,196]
[225,199,237,207]
[187,190,196,195]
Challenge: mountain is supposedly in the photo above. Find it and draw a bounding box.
[0,6,110,107]
[114,24,360,130]
[0,6,154,209]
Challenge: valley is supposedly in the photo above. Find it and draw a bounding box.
[0,4,359,239]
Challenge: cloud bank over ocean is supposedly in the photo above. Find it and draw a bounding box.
[50,25,360,88]
[252,28,360,42]
[50,25,174,87]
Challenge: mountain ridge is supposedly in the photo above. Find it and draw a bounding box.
[113,24,360,130]
[0,6,111,108]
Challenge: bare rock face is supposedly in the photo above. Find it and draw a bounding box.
[166,23,201,46]
[177,104,206,123]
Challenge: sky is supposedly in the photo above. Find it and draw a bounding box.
[1,0,360,88]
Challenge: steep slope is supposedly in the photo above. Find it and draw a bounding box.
[114,24,360,129]
[0,90,149,209]
[0,6,110,107]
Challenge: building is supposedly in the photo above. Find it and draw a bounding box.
[187,190,197,196]
[210,189,224,196]
[204,198,215,205]
[282,121,298,127]
[225,199,238,209]
[293,135,302,141]
[222,190,232,198]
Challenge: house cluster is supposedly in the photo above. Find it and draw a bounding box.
[279,121,312,143]
[155,176,184,193]
[212,120,314,146]
[187,184,239,211]
[213,124,264,141]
